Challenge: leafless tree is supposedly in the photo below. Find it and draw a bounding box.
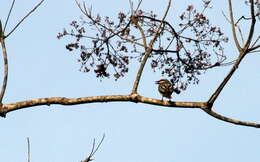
[0,0,260,132]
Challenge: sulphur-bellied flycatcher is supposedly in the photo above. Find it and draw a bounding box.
[155,79,174,100]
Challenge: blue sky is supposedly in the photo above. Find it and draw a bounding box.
[0,0,260,162]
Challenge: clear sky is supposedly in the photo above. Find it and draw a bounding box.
[0,0,260,162]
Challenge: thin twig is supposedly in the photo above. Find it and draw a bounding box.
[219,59,237,66]
[248,44,260,52]
[251,36,260,48]
[82,134,105,162]
[235,16,252,24]
[228,0,242,51]
[249,49,260,53]
[75,0,133,45]
[236,25,245,45]
[222,11,245,45]
[128,0,134,15]
[5,0,45,38]
[244,0,256,50]
[135,22,147,49]
[135,0,143,11]
[27,137,31,162]
[3,0,16,33]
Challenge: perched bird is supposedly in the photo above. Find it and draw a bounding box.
[155,79,174,100]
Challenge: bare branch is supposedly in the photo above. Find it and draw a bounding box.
[5,0,44,38]
[249,49,260,53]
[135,0,143,11]
[207,0,257,108]
[1,94,259,128]
[222,12,245,45]
[82,134,105,162]
[207,53,246,107]
[236,25,245,45]
[75,0,133,46]
[248,44,260,52]
[203,109,260,128]
[131,0,172,94]
[27,137,31,162]
[235,16,252,24]
[3,0,16,33]
[251,35,260,48]
[135,21,148,49]
[0,94,207,116]
[129,0,134,15]
[244,0,256,50]
[0,35,9,106]
[228,0,242,51]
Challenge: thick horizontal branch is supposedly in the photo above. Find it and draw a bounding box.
[0,94,259,128]
[0,94,205,116]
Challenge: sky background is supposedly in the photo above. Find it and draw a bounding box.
[0,0,260,162]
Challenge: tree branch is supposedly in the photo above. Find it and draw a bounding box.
[251,35,260,48]
[248,44,260,52]
[228,0,242,51]
[0,94,207,116]
[131,0,171,94]
[27,137,31,162]
[3,0,16,33]
[222,12,246,45]
[81,134,105,162]
[206,0,256,108]
[244,0,256,50]
[0,28,9,106]
[203,109,260,128]
[5,0,45,38]
[207,53,246,107]
[135,21,148,49]
[1,94,259,128]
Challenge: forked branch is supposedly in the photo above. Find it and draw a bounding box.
[3,0,16,33]
[207,0,258,107]
[81,134,105,162]
[1,0,260,130]
[207,53,246,106]
[131,0,171,94]
[5,0,45,38]
[0,0,44,110]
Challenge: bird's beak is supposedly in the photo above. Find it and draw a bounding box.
[155,80,159,84]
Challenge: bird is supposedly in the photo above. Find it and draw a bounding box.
[155,79,174,100]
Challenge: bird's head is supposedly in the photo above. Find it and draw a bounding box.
[155,79,170,85]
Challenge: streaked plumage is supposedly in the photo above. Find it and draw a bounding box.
[155,79,174,100]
